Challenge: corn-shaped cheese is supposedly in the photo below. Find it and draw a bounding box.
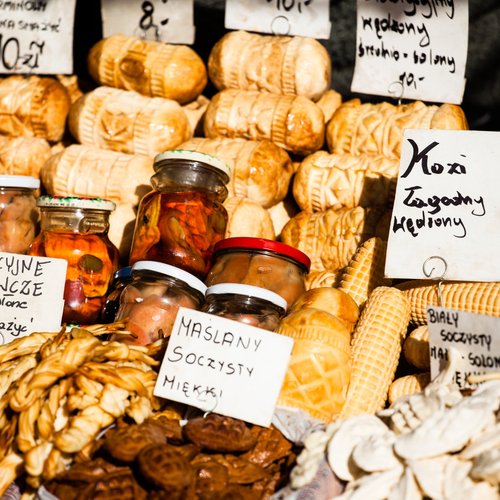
[281,206,381,272]
[327,99,468,159]
[339,286,411,418]
[338,237,392,310]
[204,89,325,156]
[388,372,431,404]
[396,280,500,325]
[403,325,430,370]
[293,151,399,212]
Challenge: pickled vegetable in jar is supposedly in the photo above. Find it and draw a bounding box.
[129,150,230,279]
[0,175,39,254]
[28,196,119,325]
[205,237,311,308]
[202,283,287,331]
[100,266,132,323]
[113,260,206,346]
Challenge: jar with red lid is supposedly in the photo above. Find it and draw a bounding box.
[202,283,287,331]
[129,150,230,279]
[28,196,119,325]
[0,175,40,254]
[112,260,206,346]
[205,237,311,307]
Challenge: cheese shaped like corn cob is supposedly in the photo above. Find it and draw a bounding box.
[396,280,500,325]
[338,237,392,310]
[327,99,468,159]
[403,325,430,370]
[293,151,399,212]
[388,372,431,404]
[339,286,411,418]
[281,206,381,272]
[204,89,325,156]
[208,30,331,101]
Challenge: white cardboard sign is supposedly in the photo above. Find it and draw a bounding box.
[154,307,294,427]
[0,253,67,345]
[427,306,500,389]
[385,129,500,281]
[351,0,467,104]
[0,0,76,74]
[225,0,331,39]
[101,0,195,45]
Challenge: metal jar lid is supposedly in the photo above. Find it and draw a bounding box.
[37,195,116,211]
[154,149,231,182]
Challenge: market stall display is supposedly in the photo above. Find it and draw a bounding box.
[0,12,498,499]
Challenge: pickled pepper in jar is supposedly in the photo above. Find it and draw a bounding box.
[129,150,230,279]
[28,196,119,325]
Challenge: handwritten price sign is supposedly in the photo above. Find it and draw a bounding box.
[225,0,331,39]
[352,0,467,103]
[101,0,195,45]
[0,0,76,74]
[385,130,500,281]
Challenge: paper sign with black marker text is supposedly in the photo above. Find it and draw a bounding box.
[101,0,195,45]
[154,307,294,426]
[352,0,467,103]
[0,253,67,345]
[0,0,76,74]
[385,129,500,281]
[427,306,500,389]
[225,0,331,39]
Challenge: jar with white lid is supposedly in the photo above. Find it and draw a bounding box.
[129,149,231,280]
[0,175,40,254]
[113,260,207,346]
[28,196,119,325]
[202,283,288,331]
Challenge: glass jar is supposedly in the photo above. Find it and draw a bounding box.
[202,283,287,331]
[28,196,119,325]
[100,266,132,323]
[129,150,231,280]
[113,260,206,346]
[0,175,40,254]
[205,237,311,308]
